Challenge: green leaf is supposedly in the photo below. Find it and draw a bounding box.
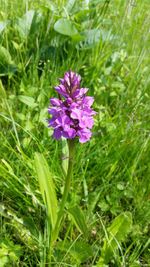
[0,46,13,66]
[18,95,37,108]
[16,10,35,38]
[34,152,58,229]
[58,240,93,263]
[97,212,132,266]
[0,46,16,76]
[54,18,78,36]
[0,255,8,267]
[68,206,88,237]
[77,29,116,49]
[0,80,6,98]
[76,29,100,49]
[129,262,141,267]
[0,21,8,34]
[65,0,76,13]
[0,239,22,266]
[83,29,101,46]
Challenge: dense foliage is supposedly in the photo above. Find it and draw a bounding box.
[0,0,150,266]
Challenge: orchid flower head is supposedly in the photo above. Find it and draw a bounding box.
[48,71,96,143]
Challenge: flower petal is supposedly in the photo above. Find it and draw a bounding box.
[77,128,92,143]
[50,98,62,106]
[72,88,88,98]
[70,108,82,120]
[55,85,68,97]
[53,128,62,139]
[83,96,94,107]
[63,128,76,139]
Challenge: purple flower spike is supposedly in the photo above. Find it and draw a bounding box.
[48,71,96,143]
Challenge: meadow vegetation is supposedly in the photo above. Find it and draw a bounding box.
[0,0,150,266]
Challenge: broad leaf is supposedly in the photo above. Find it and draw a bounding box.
[77,29,115,49]
[16,10,35,38]
[0,46,16,76]
[97,212,132,266]
[58,240,93,263]
[0,46,13,66]
[54,18,78,36]
[34,153,58,229]
[18,95,37,108]
[68,206,88,237]
[65,0,76,13]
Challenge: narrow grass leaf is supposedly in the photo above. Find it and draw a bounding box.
[0,80,7,99]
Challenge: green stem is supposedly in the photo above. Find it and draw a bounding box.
[52,139,76,243]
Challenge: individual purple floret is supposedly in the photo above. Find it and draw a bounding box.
[48,71,96,143]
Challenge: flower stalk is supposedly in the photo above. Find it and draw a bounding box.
[51,139,76,243]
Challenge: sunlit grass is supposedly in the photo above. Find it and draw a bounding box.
[0,0,150,266]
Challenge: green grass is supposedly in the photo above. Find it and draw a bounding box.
[0,0,150,266]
